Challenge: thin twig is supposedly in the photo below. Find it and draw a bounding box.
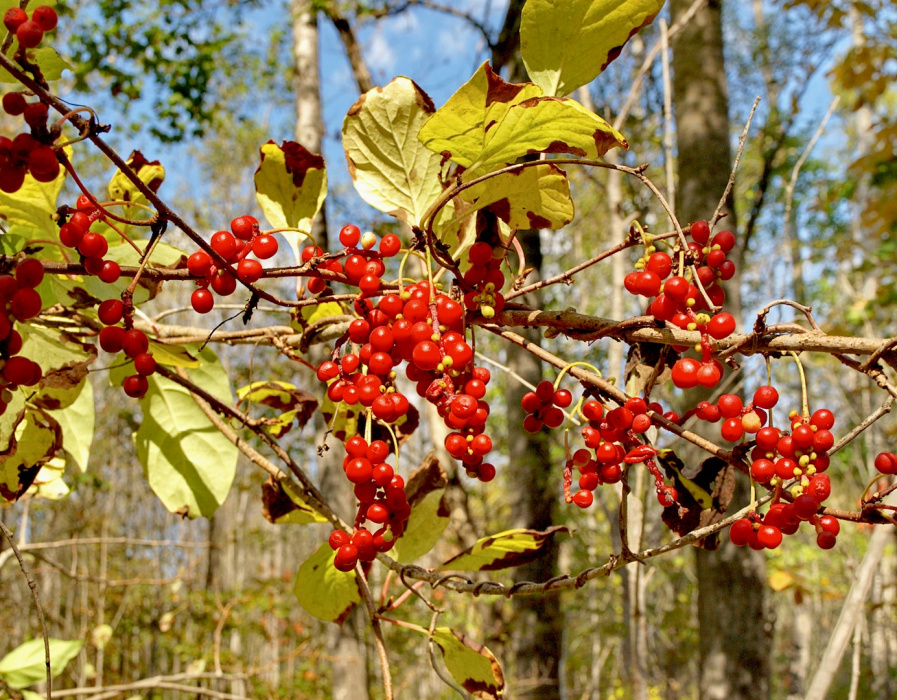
[356,563,394,700]
[0,520,52,700]
[711,96,761,228]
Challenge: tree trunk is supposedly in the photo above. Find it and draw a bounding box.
[489,2,564,696]
[670,1,770,698]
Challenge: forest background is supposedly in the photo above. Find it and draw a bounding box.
[1,1,896,699]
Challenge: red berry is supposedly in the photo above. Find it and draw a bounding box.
[122,329,149,358]
[32,6,58,31]
[816,532,837,550]
[98,260,121,284]
[572,490,593,508]
[123,374,149,399]
[810,409,835,430]
[874,452,897,475]
[646,251,672,279]
[237,258,263,284]
[97,299,124,326]
[339,224,361,247]
[16,20,43,49]
[329,530,350,550]
[78,232,109,259]
[191,288,214,314]
[757,525,782,549]
[59,222,84,248]
[99,325,124,353]
[2,92,26,116]
[468,242,493,266]
[717,394,743,419]
[3,7,27,33]
[15,258,44,288]
[379,233,401,257]
[690,220,710,245]
[711,230,736,253]
[671,357,701,389]
[252,234,278,259]
[211,231,237,261]
[752,385,779,409]
[187,250,213,278]
[10,288,42,320]
[818,515,840,536]
[133,352,156,376]
[720,417,745,442]
[211,271,237,296]
[729,518,753,546]
[707,312,736,340]
[230,215,258,241]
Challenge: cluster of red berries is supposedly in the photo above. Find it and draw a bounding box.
[3,5,57,51]
[566,396,677,509]
[461,242,505,319]
[0,259,46,414]
[520,380,572,432]
[186,215,279,313]
[58,196,122,282]
[301,224,401,296]
[685,386,779,444]
[730,505,840,551]
[0,100,59,192]
[874,451,897,475]
[96,300,156,398]
[623,220,740,390]
[327,436,410,572]
[728,406,837,550]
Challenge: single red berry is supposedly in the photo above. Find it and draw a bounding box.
[3,7,27,33]
[873,451,897,475]
[190,288,214,314]
[210,231,237,261]
[729,518,753,546]
[339,224,361,247]
[10,287,42,320]
[187,250,213,278]
[32,6,58,31]
[690,220,711,245]
[671,357,701,389]
[816,532,837,550]
[237,258,263,284]
[711,230,736,253]
[753,385,779,409]
[16,20,43,48]
[646,251,672,279]
[468,241,493,266]
[720,417,745,443]
[97,299,124,326]
[78,232,109,259]
[757,524,782,549]
[133,352,156,376]
[121,329,149,358]
[252,234,278,259]
[122,374,149,399]
[379,233,401,257]
[99,325,125,353]
[572,490,593,508]
[211,271,237,296]
[2,92,27,116]
[98,260,121,284]
[15,258,44,289]
[58,222,84,248]
[810,408,835,430]
[230,215,258,241]
[707,312,736,340]
[818,515,840,536]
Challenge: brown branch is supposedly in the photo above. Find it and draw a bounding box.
[356,563,393,700]
[325,7,374,94]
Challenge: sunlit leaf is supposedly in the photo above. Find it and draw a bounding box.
[430,628,504,699]
[394,454,450,562]
[460,162,574,230]
[107,151,164,237]
[521,0,665,96]
[438,527,568,571]
[134,347,237,518]
[46,378,94,472]
[0,638,83,689]
[254,140,326,263]
[343,77,445,225]
[293,541,359,622]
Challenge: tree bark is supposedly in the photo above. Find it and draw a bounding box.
[492,3,564,695]
[670,2,770,698]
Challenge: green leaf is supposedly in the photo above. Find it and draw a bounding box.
[107,152,164,237]
[253,140,326,263]
[460,162,574,230]
[145,341,200,369]
[293,542,359,622]
[134,347,237,518]
[394,454,451,562]
[0,153,67,242]
[342,77,445,226]
[468,95,627,174]
[438,527,569,572]
[261,476,328,525]
[419,62,542,169]
[46,378,94,472]
[430,628,504,699]
[0,638,82,689]
[521,0,666,96]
